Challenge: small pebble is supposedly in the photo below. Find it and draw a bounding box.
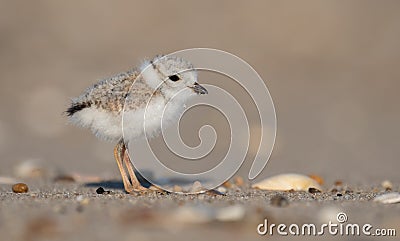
[12,183,29,193]
[96,187,105,194]
[270,195,289,207]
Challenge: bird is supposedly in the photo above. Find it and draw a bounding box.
[66,55,208,193]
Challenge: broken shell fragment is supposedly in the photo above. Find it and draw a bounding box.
[251,173,322,191]
[373,192,400,204]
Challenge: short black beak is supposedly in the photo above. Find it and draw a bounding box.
[190,82,208,95]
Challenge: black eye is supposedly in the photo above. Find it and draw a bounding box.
[168,75,180,82]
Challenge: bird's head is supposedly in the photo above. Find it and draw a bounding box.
[140,55,208,98]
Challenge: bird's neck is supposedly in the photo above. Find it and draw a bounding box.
[140,61,164,91]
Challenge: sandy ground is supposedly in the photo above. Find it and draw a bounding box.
[0,178,399,241]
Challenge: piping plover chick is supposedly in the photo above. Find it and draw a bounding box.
[66,55,208,193]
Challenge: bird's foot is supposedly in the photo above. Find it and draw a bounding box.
[125,185,149,194]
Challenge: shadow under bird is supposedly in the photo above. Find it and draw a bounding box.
[66,55,207,193]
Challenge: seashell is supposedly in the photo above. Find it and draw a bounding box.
[373,192,400,204]
[381,180,393,190]
[252,173,322,191]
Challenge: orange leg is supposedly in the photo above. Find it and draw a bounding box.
[113,140,147,193]
[123,149,147,192]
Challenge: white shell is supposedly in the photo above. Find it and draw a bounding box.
[252,173,322,191]
[373,192,400,204]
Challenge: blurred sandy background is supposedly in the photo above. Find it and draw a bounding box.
[0,0,399,185]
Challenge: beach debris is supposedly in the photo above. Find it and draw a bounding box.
[270,194,289,207]
[12,183,29,193]
[381,180,393,191]
[215,205,245,222]
[373,192,400,204]
[308,174,324,185]
[252,173,323,191]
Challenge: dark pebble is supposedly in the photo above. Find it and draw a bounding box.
[270,195,289,207]
[96,187,105,194]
